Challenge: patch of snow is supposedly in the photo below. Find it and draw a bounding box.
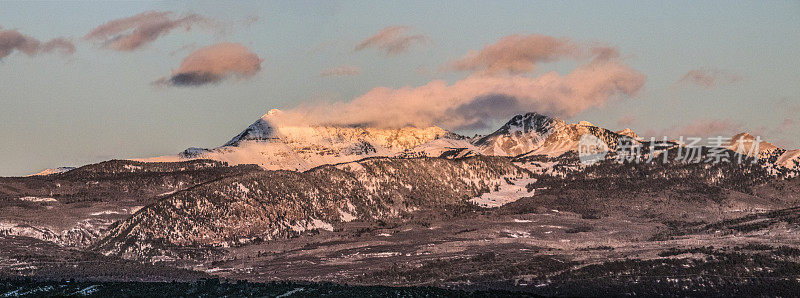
[310,219,333,231]
[17,197,56,203]
[366,252,402,258]
[339,202,358,222]
[90,210,122,216]
[276,288,305,298]
[233,182,250,194]
[71,285,99,296]
[502,230,531,238]
[470,176,537,208]
[123,165,142,171]
[158,190,177,196]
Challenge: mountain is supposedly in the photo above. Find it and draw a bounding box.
[1,160,259,247]
[4,110,800,294]
[472,112,565,156]
[718,132,800,177]
[615,128,640,139]
[134,110,799,176]
[516,121,634,157]
[141,109,468,171]
[726,132,779,155]
[473,113,636,158]
[777,149,800,168]
[94,156,528,259]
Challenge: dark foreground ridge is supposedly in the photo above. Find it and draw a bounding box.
[0,279,532,297]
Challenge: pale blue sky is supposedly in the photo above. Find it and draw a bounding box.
[1,1,798,176]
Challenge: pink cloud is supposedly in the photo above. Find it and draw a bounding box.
[155,43,262,87]
[677,68,742,89]
[780,118,796,130]
[0,28,75,61]
[617,115,637,127]
[646,119,743,139]
[444,34,579,75]
[354,26,428,56]
[277,55,645,130]
[85,11,216,51]
[320,65,361,77]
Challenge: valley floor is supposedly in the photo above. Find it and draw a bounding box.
[3,205,800,296]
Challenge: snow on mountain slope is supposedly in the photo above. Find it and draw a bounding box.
[401,138,478,158]
[140,109,465,171]
[719,133,799,176]
[726,132,780,156]
[615,128,640,140]
[519,121,629,157]
[472,113,638,158]
[95,156,528,258]
[777,149,800,169]
[28,167,76,176]
[136,110,799,176]
[472,112,566,156]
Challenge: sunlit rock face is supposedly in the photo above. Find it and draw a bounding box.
[472,112,566,156]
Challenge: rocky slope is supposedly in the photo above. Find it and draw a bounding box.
[93,156,529,259]
[0,159,261,247]
[472,113,637,158]
[472,113,565,156]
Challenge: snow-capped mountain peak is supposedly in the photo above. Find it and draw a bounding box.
[472,112,566,156]
[134,110,800,175]
[726,132,779,155]
[472,112,633,157]
[615,128,640,140]
[265,108,282,117]
[224,117,279,146]
[142,110,470,171]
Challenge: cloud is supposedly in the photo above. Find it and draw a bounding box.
[617,115,637,127]
[0,28,75,61]
[85,11,216,51]
[275,54,645,130]
[320,65,361,77]
[647,119,742,139]
[677,68,742,89]
[444,34,579,75]
[779,118,796,130]
[263,34,645,131]
[155,43,262,87]
[354,26,428,56]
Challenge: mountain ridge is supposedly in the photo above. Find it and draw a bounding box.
[24,110,800,176]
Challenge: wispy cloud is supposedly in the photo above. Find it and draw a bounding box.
[354,26,428,56]
[154,43,262,87]
[85,11,217,51]
[0,28,74,61]
[677,68,742,89]
[779,118,796,130]
[617,115,637,127]
[444,34,579,75]
[320,65,361,77]
[646,119,742,139]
